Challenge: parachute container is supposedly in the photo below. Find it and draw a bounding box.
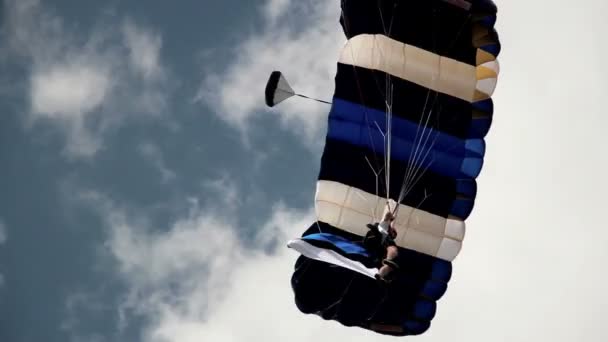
[286,0,501,336]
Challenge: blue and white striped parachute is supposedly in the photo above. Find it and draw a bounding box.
[265,0,501,336]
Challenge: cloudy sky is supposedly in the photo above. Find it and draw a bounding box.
[1,0,607,341]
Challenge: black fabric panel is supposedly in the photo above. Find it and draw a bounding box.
[318,138,476,219]
[264,71,281,107]
[333,63,490,139]
[340,0,478,63]
[290,222,452,336]
[293,256,437,336]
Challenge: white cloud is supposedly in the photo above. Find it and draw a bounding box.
[60,292,109,342]
[30,59,112,119]
[200,176,240,213]
[123,20,164,81]
[94,190,346,342]
[3,0,172,158]
[138,142,176,183]
[28,61,113,156]
[264,0,291,22]
[0,220,7,245]
[197,0,343,146]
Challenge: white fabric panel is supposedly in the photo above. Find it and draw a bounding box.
[445,219,466,240]
[480,60,500,74]
[277,73,294,94]
[315,180,465,261]
[437,237,463,260]
[272,73,295,105]
[476,78,498,98]
[287,238,377,279]
[339,34,499,102]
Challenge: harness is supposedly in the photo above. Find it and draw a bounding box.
[364,222,395,263]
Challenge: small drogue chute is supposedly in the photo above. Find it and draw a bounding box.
[265,71,331,107]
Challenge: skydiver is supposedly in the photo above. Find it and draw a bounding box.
[364,204,399,284]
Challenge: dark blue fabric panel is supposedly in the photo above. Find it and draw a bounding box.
[470,120,490,138]
[470,99,494,137]
[481,42,501,55]
[327,114,484,179]
[473,0,498,12]
[452,199,474,219]
[466,139,485,156]
[302,233,370,257]
[300,233,375,268]
[469,116,491,138]
[473,99,494,112]
[481,15,497,27]
[330,98,485,158]
[461,157,483,179]
[404,320,431,335]
[420,279,448,299]
[456,178,476,196]
[413,300,437,321]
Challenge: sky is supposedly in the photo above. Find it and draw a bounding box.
[1,0,608,341]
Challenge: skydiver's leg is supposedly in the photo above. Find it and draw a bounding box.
[376,245,398,282]
[385,244,398,260]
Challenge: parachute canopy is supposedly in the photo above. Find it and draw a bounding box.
[272,0,501,336]
[265,71,295,107]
